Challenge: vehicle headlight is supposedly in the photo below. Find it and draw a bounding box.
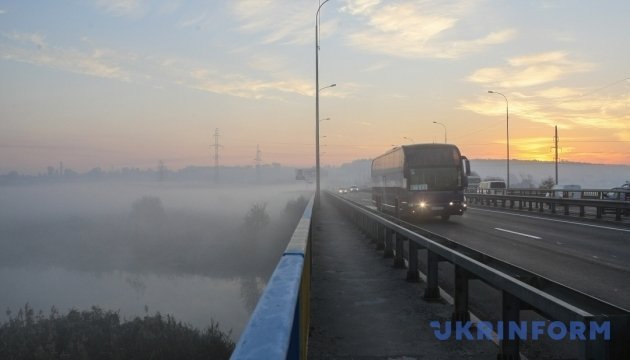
[449,201,454,206]
[419,202,427,208]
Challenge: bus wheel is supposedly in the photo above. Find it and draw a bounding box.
[441,214,450,221]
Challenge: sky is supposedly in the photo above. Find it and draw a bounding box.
[1,0,629,174]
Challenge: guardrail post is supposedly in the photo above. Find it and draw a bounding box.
[498,291,521,360]
[528,200,533,211]
[452,265,470,323]
[596,207,603,219]
[368,219,377,245]
[579,205,585,217]
[564,204,570,215]
[383,228,394,258]
[615,209,622,221]
[423,251,441,301]
[551,203,556,214]
[393,233,405,268]
[376,223,385,250]
[406,241,420,282]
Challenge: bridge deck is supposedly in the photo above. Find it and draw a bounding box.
[308,195,497,359]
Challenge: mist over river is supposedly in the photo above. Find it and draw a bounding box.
[0,181,312,340]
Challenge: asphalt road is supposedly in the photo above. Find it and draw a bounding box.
[345,191,630,310]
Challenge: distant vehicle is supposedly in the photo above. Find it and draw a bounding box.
[603,184,630,201]
[466,175,481,192]
[349,185,359,192]
[338,187,349,194]
[478,181,506,194]
[546,184,582,199]
[371,143,470,221]
[602,184,630,216]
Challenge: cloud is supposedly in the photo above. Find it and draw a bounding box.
[93,0,147,17]
[342,0,515,59]
[230,0,316,45]
[185,67,312,99]
[1,32,130,81]
[178,12,212,29]
[461,54,629,134]
[0,30,347,101]
[468,51,594,88]
[0,9,7,15]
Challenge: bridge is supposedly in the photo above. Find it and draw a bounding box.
[231,190,630,360]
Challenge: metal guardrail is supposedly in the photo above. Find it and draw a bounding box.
[230,195,314,360]
[465,192,630,221]
[327,191,630,360]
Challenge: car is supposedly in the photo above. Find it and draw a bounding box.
[349,185,359,192]
[337,187,349,194]
[546,184,582,199]
[602,184,630,216]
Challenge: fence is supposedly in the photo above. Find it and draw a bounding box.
[465,190,630,221]
[328,191,630,360]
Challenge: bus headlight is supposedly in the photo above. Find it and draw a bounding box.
[449,201,454,206]
[419,201,427,208]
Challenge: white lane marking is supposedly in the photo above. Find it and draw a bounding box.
[470,207,630,233]
[494,227,542,239]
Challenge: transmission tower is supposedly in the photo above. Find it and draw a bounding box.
[211,128,222,182]
[255,144,262,183]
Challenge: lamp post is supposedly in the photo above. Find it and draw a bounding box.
[316,0,331,204]
[488,90,510,189]
[319,117,331,122]
[432,121,447,144]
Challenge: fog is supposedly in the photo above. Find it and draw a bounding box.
[0,181,311,339]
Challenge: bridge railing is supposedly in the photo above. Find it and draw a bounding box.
[327,191,630,360]
[230,195,314,360]
[465,190,630,221]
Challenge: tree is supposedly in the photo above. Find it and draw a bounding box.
[539,176,555,190]
[244,203,270,232]
[131,196,166,235]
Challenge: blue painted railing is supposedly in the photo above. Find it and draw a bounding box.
[230,195,314,360]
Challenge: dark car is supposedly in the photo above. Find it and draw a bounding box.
[602,184,630,216]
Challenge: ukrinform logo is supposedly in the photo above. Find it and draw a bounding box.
[430,321,610,341]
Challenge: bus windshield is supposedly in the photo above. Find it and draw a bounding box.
[409,167,460,191]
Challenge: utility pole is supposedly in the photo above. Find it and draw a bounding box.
[254,144,262,183]
[211,128,221,183]
[552,125,559,185]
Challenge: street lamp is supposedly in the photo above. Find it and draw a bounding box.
[403,136,415,144]
[319,117,331,122]
[488,90,510,189]
[316,0,331,203]
[432,121,447,144]
[320,83,336,91]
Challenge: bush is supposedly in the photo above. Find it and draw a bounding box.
[0,304,234,360]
